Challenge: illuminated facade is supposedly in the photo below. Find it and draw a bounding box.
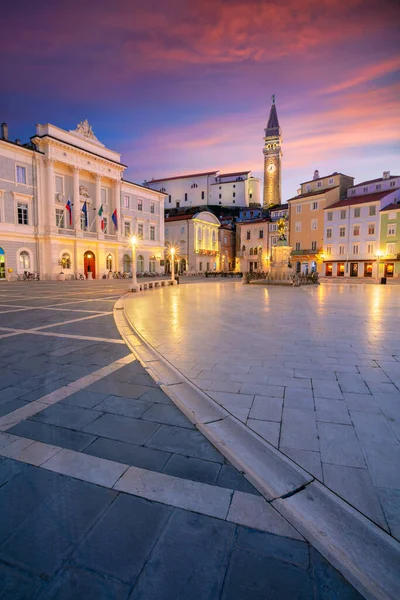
[236,219,270,273]
[379,203,400,279]
[165,211,221,273]
[263,99,282,208]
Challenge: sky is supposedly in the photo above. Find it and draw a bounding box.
[1,0,399,200]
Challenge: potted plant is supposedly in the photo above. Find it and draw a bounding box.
[57,259,65,281]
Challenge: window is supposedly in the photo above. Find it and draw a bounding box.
[376,184,381,190]
[367,243,375,254]
[180,226,185,234]
[55,208,65,228]
[219,186,221,190]
[353,225,360,236]
[191,183,198,188]
[103,217,108,234]
[138,199,143,211]
[388,224,396,236]
[354,208,360,218]
[390,181,396,187]
[311,219,317,230]
[61,253,71,269]
[55,176,63,194]
[340,210,346,219]
[326,246,332,256]
[311,241,317,251]
[295,222,302,232]
[317,182,322,188]
[176,201,180,208]
[339,245,345,255]
[184,193,187,202]
[327,211,333,221]
[246,231,251,240]
[337,262,345,276]
[369,206,376,216]
[80,214,87,230]
[123,195,130,208]
[368,223,375,235]
[137,255,144,273]
[150,225,155,241]
[138,223,144,239]
[150,202,155,214]
[250,247,254,256]
[201,191,205,200]
[326,228,332,239]
[259,230,264,239]
[19,250,30,269]
[101,188,108,205]
[339,227,346,237]
[17,203,28,225]
[351,190,356,195]
[272,237,277,245]
[295,242,301,250]
[388,212,396,220]
[312,202,318,210]
[16,166,26,184]
[165,227,169,237]
[363,187,368,192]
[328,178,334,184]
[219,194,221,199]
[352,244,359,255]
[296,205,302,214]
[249,193,252,199]
[149,256,156,273]
[199,262,202,271]
[386,243,395,254]
[168,195,171,204]
[124,221,131,237]
[233,193,236,198]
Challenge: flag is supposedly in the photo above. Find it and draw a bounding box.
[82,201,88,228]
[112,209,118,230]
[98,205,104,231]
[65,198,72,225]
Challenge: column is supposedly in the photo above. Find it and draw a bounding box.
[95,174,102,234]
[71,167,81,231]
[45,158,55,230]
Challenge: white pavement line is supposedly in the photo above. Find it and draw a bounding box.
[114,465,233,520]
[0,354,136,431]
[0,304,112,315]
[272,482,400,600]
[0,327,125,344]
[30,312,113,331]
[0,432,302,538]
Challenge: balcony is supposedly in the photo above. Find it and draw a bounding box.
[58,228,75,237]
[104,234,117,240]
[195,249,219,256]
[291,249,319,256]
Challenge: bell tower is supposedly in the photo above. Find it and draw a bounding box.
[263,95,282,208]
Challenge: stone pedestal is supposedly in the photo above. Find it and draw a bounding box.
[87,273,93,280]
[270,244,293,279]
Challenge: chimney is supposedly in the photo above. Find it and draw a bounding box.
[313,170,319,180]
[383,171,390,180]
[15,139,21,145]
[1,123,8,140]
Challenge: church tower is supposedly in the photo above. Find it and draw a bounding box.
[263,96,282,208]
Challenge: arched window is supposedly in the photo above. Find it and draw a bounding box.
[242,245,246,252]
[19,251,30,270]
[123,254,131,273]
[249,248,254,255]
[61,253,71,269]
[149,255,156,273]
[106,254,112,271]
[137,255,144,273]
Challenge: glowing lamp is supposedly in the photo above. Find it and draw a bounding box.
[130,236,137,246]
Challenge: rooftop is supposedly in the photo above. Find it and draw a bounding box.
[349,175,399,188]
[300,172,353,185]
[326,191,395,210]
[380,203,400,213]
[218,171,251,178]
[287,187,340,202]
[145,171,218,184]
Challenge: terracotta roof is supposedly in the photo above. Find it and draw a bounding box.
[237,218,271,225]
[270,203,288,211]
[287,187,339,201]
[349,176,399,188]
[122,178,167,194]
[145,171,218,184]
[165,214,194,222]
[300,173,353,185]
[326,191,394,210]
[380,203,400,212]
[218,171,251,178]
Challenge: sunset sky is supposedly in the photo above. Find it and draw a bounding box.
[1,0,399,199]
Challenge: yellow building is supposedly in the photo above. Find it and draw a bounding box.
[288,171,354,274]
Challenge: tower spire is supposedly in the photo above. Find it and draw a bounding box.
[263,96,282,208]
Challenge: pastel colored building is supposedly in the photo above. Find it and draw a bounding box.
[236,218,270,273]
[288,170,354,274]
[379,203,400,279]
[0,120,165,280]
[164,211,221,274]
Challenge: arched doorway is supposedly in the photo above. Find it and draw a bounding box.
[0,248,5,279]
[84,251,96,279]
[123,254,131,273]
[179,259,186,274]
[137,255,144,273]
[165,259,171,274]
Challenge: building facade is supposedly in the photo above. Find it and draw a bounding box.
[263,98,282,208]
[379,203,400,279]
[145,170,261,210]
[236,219,270,273]
[288,171,354,274]
[219,226,236,272]
[0,121,165,280]
[165,211,221,273]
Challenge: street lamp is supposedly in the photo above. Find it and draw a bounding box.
[375,250,383,282]
[170,247,176,282]
[130,236,138,289]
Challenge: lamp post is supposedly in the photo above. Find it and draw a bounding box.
[375,250,383,283]
[170,247,176,282]
[130,236,137,290]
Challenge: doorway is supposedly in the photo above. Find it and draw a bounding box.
[384,263,394,278]
[0,248,5,279]
[350,262,358,277]
[84,251,96,279]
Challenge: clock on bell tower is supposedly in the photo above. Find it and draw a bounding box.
[263,96,282,208]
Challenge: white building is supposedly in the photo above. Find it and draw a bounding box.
[164,211,221,274]
[346,171,399,198]
[145,170,261,209]
[323,188,399,278]
[0,120,165,280]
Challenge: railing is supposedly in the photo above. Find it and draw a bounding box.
[58,228,75,236]
[105,234,117,240]
[83,231,97,239]
[291,249,319,256]
[195,249,219,256]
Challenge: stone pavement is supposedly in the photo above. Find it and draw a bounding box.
[0,281,364,599]
[124,281,400,539]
